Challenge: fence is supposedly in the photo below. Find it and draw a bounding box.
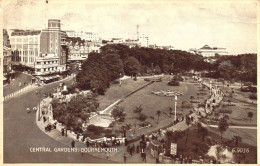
[3,84,37,101]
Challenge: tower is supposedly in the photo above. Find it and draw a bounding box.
[136,24,139,40]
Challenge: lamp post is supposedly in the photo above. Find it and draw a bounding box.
[119,73,122,87]
[174,95,178,121]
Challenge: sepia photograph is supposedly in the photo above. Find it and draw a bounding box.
[1,0,258,164]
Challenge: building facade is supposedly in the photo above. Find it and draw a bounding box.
[9,19,67,76]
[66,37,102,61]
[65,30,100,41]
[189,45,228,57]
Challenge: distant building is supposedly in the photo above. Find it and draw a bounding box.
[66,31,100,41]
[66,37,102,61]
[138,34,149,47]
[3,30,13,82]
[189,45,228,57]
[9,19,67,76]
[148,44,175,50]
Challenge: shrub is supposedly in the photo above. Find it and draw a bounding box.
[249,93,257,99]
[173,75,184,81]
[168,80,180,86]
[244,82,253,87]
[87,124,104,132]
[133,105,143,113]
[138,113,147,121]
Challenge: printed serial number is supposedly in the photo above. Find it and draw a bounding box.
[232,148,250,153]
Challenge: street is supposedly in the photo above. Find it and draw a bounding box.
[3,80,114,163]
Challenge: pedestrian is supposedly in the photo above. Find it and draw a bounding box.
[127,145,130,154]
[71,140,75,148]
[132,144,135,154]
[123,153,127,163]
[33,107,37,112]
[61,128,64,136]
[144,152,146,162]
[43,116,46,123]
[130,146,133,156]
[65,128,68,137]
[136,145,140,153]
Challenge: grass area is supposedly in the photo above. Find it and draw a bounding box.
[97,78,149,111]
[3,72,32,96]
[175,125,256,164]
[208,83,257,125]
[115,77,210,137]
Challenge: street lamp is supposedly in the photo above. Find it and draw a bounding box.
[119,73,122,87]
[210,80,212,94]
[174,95,178,121]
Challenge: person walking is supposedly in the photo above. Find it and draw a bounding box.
[71,140,75,148]
[130,146,133,156]
[123,153,127,163]
[127,145,130,154]
[132,144,136,154]
[136,145,140,153]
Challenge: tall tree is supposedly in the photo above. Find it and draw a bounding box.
[218,118,229,142]
[185,116,191,147]
[124,56,141,76]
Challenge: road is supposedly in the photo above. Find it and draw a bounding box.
[3,79,113,163]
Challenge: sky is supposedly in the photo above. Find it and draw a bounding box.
[1,0,258,54]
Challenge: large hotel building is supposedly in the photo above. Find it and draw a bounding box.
[10,19,67,76]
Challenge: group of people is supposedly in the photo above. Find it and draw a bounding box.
[45,123,56,132]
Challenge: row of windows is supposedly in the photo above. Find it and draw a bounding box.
[11,56,34,63]
[36,60,58,65]
[36,67,58,72]
[11,50,38,56]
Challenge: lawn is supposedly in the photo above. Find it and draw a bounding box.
[3,72,33,96]
[115,77,210,137]
[97,78,149,111]
[206,81,257,125]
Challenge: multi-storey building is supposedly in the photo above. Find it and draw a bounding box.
[9,19,67,76]
[138,34,149,47]
[189,45,228,57]
[65,31,100,41]
[66,37,102,61]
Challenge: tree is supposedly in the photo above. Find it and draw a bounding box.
[156,110,161,124]
[124,56,141,76]
[218,118,229,142]
[200,127,208,142]
[197,122,202,135]
[185,116,191,147]
[191,141,210,158]
[232,135,242,146]
[165,130,184,156]
[111,107,126,122]
[247,112,253,123]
